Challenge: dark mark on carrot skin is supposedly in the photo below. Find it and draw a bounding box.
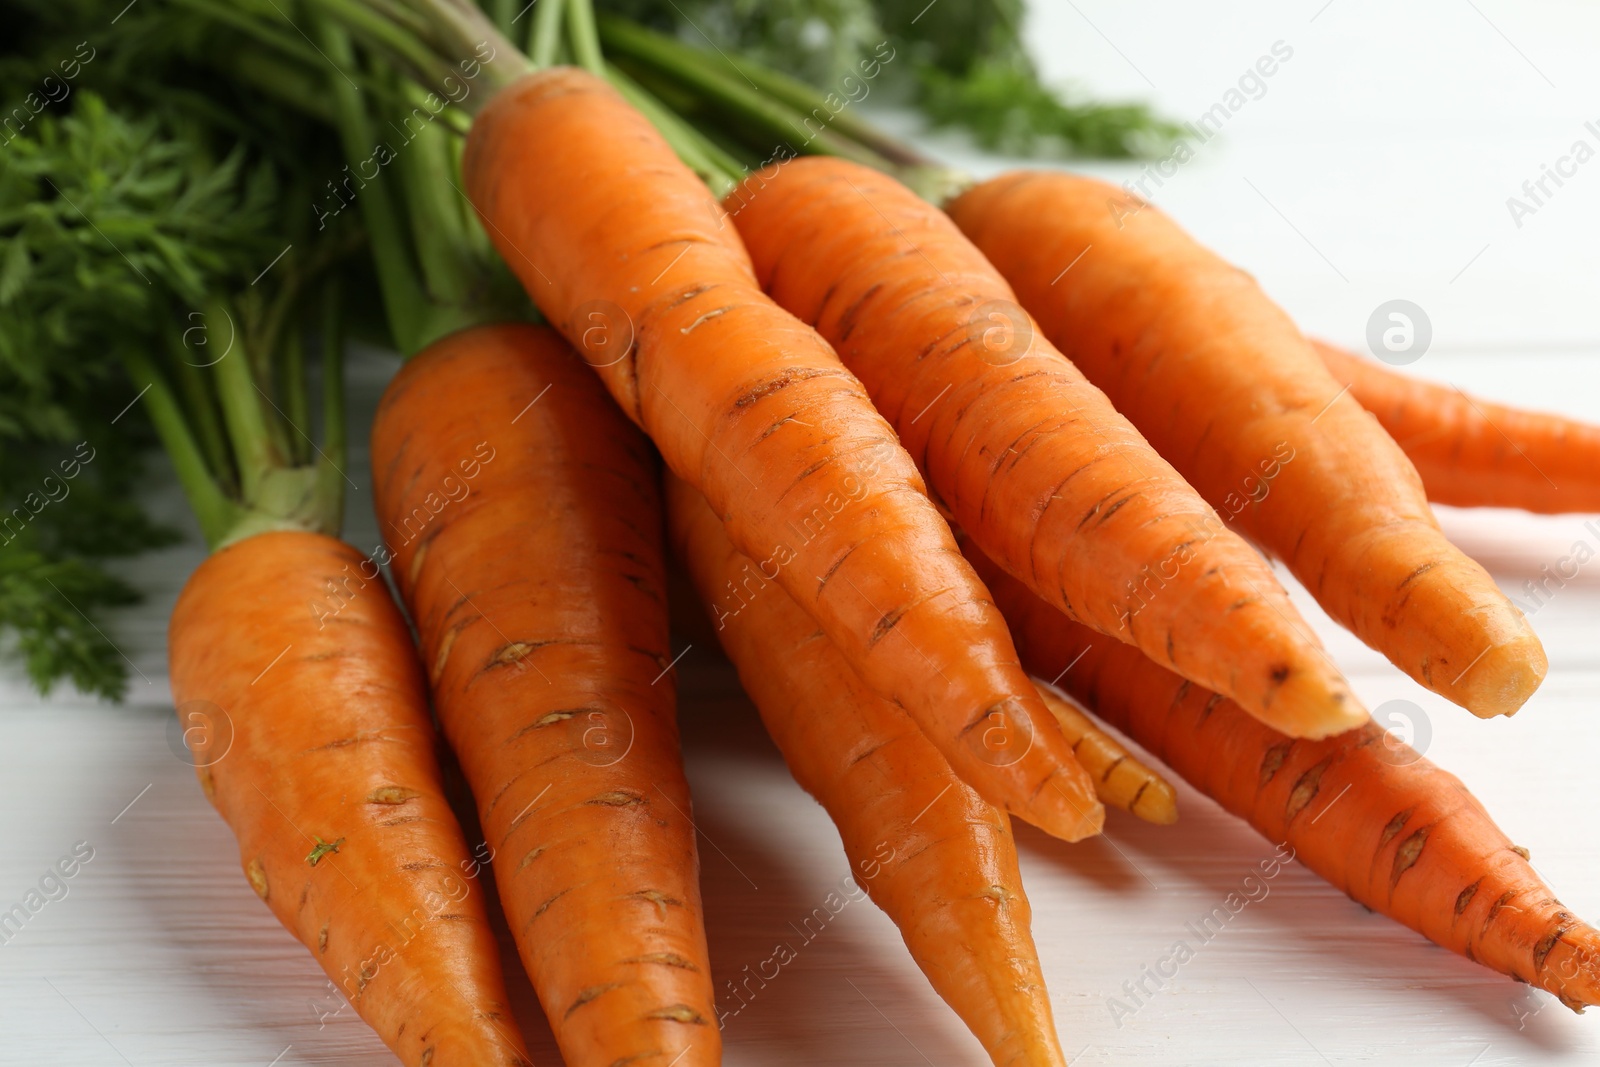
[1534,918,1575,972]
[1258,741,1293,787]
[565,983,624,1018]
[1454,878,1483,917]
[1390,826,1430,887]
[1285,757,1332,821]
[1379,808,1413,848]
[869,607,907,646]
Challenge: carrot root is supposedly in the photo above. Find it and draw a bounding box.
[370,324,719,1066]
[169,530,532,1066]
[465,68,1102,841]
[669,473,1068,1067]
[947,170,1547,719]
[969,538,1600,1012]
[1315,339,1600,514]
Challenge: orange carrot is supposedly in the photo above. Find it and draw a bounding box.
[1033,681,1176,824]
[667,473,1067,1066]
[1314,339,1600,513]
[967,538,1600,1010]
[369,323,718,1067]
[948,172,1547,719]
[168,530,531,1066]
[462,68,1101,840]
[729,156,1363,739]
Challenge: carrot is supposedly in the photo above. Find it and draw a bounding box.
[947,171,1547,719]
[1314,339,1600,513]
[666,472,1067,1067]
[1032,681,1177,825]
[370,323,719,1067]
[966,539,1600,1010]
[728,156,1363,740]
[168,530,531,1066]
[461,67,1101,840]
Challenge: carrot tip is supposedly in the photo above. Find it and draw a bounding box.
[1038,796,1105,843]
[1454,634,1549,719]
[1543,933,1600,1012]
[1266,680,1370,741]
[1131,782,1180,826]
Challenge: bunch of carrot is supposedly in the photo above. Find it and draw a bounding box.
[57,0,1596,1062]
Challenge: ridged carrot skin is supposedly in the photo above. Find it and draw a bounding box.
[1315,339,1600,513]
[168,530,531,1066]
[463,69,1102,841]
[1032,681,1177,825]
[947,171,1546,719]
[967,540,1600,1011]
[730,157,1363,740]
[370,324,717,1067]
[667,474,1066,1067]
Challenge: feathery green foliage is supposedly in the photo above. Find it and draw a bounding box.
[0,1,352,699]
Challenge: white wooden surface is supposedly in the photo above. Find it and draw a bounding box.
[4,3,1599,1064]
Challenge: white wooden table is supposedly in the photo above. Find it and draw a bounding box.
[3,3,1598,1064]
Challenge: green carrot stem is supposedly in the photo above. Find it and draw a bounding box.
[529,0,565,66]
[593,16,899,171]
[207,297,282,502]
[605,64,745,197]
[314,14,429,353]
[246,288,299,466]
[173,0,420,115]
[167,0,334,78]
[166,320,239,494]
[315,281,347,527]
[280,326,311,465]
[228,37,467,135]
[308,0,463,92]
[565,0,604,75]
[372,0,529,100]
[391,85,477,310]
[123,350,243,548]
[697,39,932,168]
[486,0,517,34]
[228,50,338,125]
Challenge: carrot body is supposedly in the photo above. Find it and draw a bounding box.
[729,157,1362,739]
[1315,339,1600,513]
[463,69,1101,840]
[966,540,1600,1010]
[667,474,1066,1067]
[370,324,717,1067]
[168,530,531,1066]
[947,172,1546,719]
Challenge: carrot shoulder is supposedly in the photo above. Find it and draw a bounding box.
[1315,339,1600,513]
[370,324,717,1067]
[947,171,1546,719]
[729,156,1362,740]
[463,68,1101,840]
[168,530,531,1066]
[967,539,1600,1010]
[668,473,1067,1067]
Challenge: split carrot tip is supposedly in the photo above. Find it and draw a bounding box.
[1456,633,1549,719]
